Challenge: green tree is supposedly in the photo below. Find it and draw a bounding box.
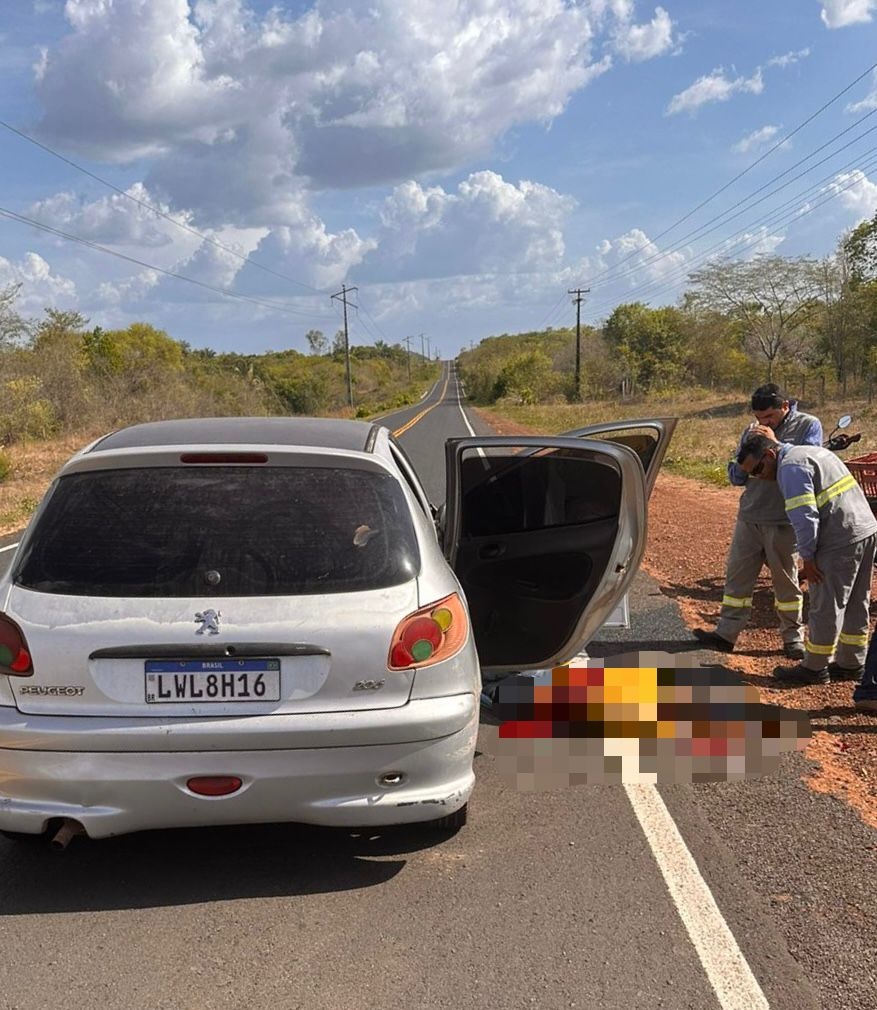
[844,211,877,285]
[603,303,689,392]
[0,284,27,347]
[687,256,820,380]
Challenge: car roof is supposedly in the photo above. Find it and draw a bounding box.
[88,417,380,454]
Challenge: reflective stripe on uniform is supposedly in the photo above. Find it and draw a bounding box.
[815,474,858,508]
[805,640,835,655]
[774,598,802,612]
[785,492,817,511]
[838,632,868,647]
[722,595,753,608]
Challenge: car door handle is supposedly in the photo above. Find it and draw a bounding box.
[479,543,505,559]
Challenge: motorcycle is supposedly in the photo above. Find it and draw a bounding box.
[824,414,862,453]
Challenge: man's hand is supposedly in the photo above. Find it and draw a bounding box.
[749,423,779,442]
[801,558,823,584]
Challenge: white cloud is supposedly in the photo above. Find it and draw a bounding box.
[594,227,689,285]
[733,124,781,154]
[767,48,811,68]
[666,67,763,116]
[0,251,77,312]
[847,70,877,113]
[827,169,877,218]
[29,0,683,230]
[28,184,194,250]
[360,171,576,284]
[34,0,614,212]
[614,6,678,62]
[820,0,877,27]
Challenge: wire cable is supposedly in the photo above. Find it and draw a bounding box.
[0,117,327,295]
[0,205,336,320]
[537,59,877,332]
[582,141,877,316]
[582,158,877,319]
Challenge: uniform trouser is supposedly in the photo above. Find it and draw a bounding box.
[803,533,877,672]
[715,519,803,645]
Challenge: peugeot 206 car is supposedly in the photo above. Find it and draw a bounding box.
[0,415,675,844]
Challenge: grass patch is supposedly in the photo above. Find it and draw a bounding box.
[664,458,729,486]
[0,495,40,528]
[480,391,877,487]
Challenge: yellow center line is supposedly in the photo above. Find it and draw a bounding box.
[392,366,451,436]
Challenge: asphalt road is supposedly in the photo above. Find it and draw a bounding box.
[0,363,873,1010]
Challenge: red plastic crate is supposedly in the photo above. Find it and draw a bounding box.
[846,452,877,499]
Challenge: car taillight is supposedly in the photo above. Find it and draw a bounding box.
[388,593,468,670]
[0,614,32,676]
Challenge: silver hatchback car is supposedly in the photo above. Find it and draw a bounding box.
[0,415,674,844]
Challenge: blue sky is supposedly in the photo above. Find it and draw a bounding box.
[1,0,877,358]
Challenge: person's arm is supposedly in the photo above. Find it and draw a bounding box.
[728,427,753,486]
[777,459,820,570]
[801,418,823,446]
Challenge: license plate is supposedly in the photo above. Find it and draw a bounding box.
[145,658,281,703]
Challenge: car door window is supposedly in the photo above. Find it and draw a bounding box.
[561,418,677,496]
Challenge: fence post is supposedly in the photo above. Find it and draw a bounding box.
[820,375,826,406]
[843,372,848,398]
[801,373,806,401]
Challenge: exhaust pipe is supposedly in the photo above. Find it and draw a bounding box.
[51,819,85,851]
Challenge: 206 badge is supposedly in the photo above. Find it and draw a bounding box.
[194,609,222,635]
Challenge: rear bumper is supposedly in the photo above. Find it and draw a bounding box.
[0,696,478,838]
[0,693,475,751]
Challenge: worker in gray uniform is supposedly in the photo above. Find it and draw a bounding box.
[694,384,822,659]
[734,431,877,685]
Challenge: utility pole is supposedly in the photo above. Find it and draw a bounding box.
[330,283,358,407]
[426,336,431,361]
[419,332,425,361]
[404,335,412,380]
[568,287,589,401]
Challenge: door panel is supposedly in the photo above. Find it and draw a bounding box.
[444,436,646,672]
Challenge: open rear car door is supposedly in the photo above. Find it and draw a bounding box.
[443,434,659,675]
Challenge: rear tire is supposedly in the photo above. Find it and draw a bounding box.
[424,802,468,832]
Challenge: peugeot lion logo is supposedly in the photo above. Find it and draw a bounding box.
[194,609,221,635]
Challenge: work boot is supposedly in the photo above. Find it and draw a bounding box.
[826,662,864,682]
[783,642,805,661]
[693,628,734,653]
[772,664,829,686]
[854,697,877,713]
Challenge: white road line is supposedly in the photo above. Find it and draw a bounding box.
[452,368,487,458]
[0,542,19,553]
[625,784,770,1010]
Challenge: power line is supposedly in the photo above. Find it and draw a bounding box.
[537,58,877,331]
[577,108,877,301]
[582,157,877,319]
[586,60,877,278]
[0,204,336,321]
[582,138,877,318]
[0,117,326,295]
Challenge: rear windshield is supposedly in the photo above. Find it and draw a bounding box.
[15,465,420,597]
